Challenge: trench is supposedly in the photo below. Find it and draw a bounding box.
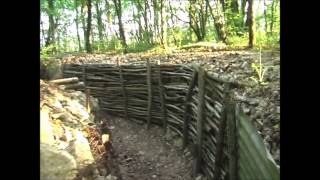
[63,61,280,180]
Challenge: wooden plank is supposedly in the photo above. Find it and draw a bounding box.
[183,70,198,148]
[194,66,206,175]
[157,60,167,131]
[146,58,152,129]
[117,59,129,121]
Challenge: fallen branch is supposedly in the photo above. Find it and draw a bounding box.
[50,77,79,85]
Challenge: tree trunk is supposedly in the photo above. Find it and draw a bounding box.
[263,0,268,33]
[45,0,56,47]
[206,0,227,42]
[81,1,87,50]
[241,0,247,27]
[40,13,46,47]
[143,0,150,43]
[247,0,255,48]
[85,0,92,53]
[95,0,105,49]
[168,0,178,46]
[230,0,239,13]
[75,0,82,51]
[270,0,276,33]
[153,0,159,44]
[160,0,165,45]
[147,0,153,44]
[113,0,128,53]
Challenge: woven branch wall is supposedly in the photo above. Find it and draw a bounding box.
[62,61,280,180]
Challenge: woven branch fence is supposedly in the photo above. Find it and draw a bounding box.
[62,60,280,180]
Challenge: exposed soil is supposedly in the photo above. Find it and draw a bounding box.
[99,111,194,180]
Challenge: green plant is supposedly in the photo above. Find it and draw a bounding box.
[250,47,269,85]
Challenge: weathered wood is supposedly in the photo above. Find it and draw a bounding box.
[146,58,152,129]
[226,93,238,180]
[194,66,206,175]
[213,104,227,180]
[86,88,91,112]
[82,66,87,85]
[64,82,85,90]
[117,59,129,121]
[183,70,198,148]
[50,77,79,84]
[157,60,167,131]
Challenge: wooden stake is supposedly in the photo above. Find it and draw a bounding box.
[226,92,238,180]
[157,60,167,131]
[146,58,152,129]
[117,58,129,121]
[194,66,206,175]
[86,88,91,112]
[183,70,198,148]
[213,104,227,180]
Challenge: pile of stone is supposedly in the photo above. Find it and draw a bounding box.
[40,79,117,180]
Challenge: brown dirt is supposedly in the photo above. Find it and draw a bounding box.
[100,111,194,180]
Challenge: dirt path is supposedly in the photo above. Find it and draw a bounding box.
[102,112,194,180]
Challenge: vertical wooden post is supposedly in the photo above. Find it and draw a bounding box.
[82,65,90,111]
[117,58,129,121]
[226,91,238,180]
[82,65,87,86]
[194,66,206,175]
[213,103,227,180]
[85,89,91,112]
[146,58,152,129]
[183,70,198,148]
[157,60,167,131]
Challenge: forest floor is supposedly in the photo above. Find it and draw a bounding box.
[45,48,280,165]
[100,111,195,180]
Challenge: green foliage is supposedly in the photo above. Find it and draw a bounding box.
[41,44,57,59]
[105,36,122,51]
[126,42,156,53]
[255,32,279,49]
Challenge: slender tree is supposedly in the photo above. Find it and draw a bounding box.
[45,0,56,48]
[85,0,93,53]
[75,0,82,51]
[247,0,255,48]
[188,0,208,42]
[95,0,105,50]
[113,0,128,53]
[206,0,227,42]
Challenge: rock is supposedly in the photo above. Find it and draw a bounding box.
[173,138,183,147]
[196,175,204,180]
[40,143,77,180]
[243,107,250,115]
[241,61,249,69]
[70,130,95,166]
[248,99,259,106]
[152,175,157,178]
[105,175,118,180]
[51,113,65,120]
[259,100,268,107]
[40,105,54,145]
